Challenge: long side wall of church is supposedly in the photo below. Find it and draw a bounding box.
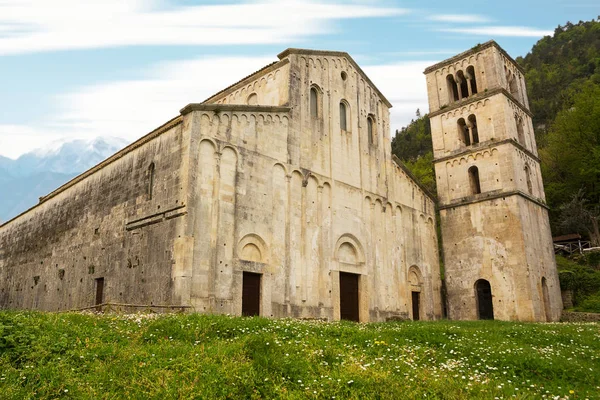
[0,122,189,311]
[181,108,442,321]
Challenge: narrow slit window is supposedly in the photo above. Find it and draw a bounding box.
[340,102,348,131]
[147,162,155,200]
[468,166,481,195]
[367,116,374,145]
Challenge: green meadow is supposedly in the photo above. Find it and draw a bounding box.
[0,311,598,399]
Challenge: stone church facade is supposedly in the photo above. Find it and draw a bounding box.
[0,42,561,322]
[0,48,442,322]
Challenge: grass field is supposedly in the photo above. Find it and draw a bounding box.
[0,311,598,399]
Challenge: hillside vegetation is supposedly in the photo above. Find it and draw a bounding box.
[1,311,599,399]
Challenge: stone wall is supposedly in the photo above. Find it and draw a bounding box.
[561,311,600,323]
[0,120,188,311]
[0,49,442,322]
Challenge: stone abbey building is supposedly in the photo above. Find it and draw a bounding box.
[0,41,561,322]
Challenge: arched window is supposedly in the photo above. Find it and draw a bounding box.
[147,162,155,200]
[468,114,479,144]
[367,116,374,145]
[468,166,481,195]
[310,87,318,118]
[524,164,533,195]
[456,70,469,99]
[509,75,520,100]
[515,115,525,146]
[340,101,348,131]
[466,65,478,95]
[457,118,470,146]
[505,68,520,100]
[446,74,459,102]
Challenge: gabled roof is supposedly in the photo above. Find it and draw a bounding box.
[203,48,392,108]
[202,60,282,103]
[278,48,392,108]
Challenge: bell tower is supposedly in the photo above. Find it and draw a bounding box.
[424,41,562,321]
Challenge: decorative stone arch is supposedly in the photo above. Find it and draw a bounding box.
[246,92,258,105]
[237,234,269,264]
[198,137,218,153]
[272,162,288,176]
[220,144,241,164]
[334,234,365,266]
[408,265,423,291]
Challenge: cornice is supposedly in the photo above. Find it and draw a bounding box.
[433,138,541,164]
[423,40,525,75]
[438,190,549,210]
[180,104,291,115]
[428,88,532,119]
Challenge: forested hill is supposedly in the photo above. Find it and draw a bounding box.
[392,17,600,245]
[517,19,600,138]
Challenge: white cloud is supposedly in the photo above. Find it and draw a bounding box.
[428,14,490,23]
[0,125,65,159]
[439,26,552,37]
[0,0,408,55]
[0,56,432,158]
[364,61,432,133]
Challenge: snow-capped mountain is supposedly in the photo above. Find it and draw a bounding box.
[7,137,129,177]
[0,137,129,223]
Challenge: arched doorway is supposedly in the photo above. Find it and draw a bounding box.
[408,266,423,321]
[541,277,551,322]
[475,279,494,320]
[335,235,365,322]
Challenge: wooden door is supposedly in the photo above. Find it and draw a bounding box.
[242,272,261,317]
[340,272,359,322]
[412,291,420,320]
[95,277,104,312]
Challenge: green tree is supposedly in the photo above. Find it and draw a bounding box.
[391,111,435,195]
[541,82,600,241]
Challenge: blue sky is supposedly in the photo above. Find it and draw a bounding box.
[0,0,597,158]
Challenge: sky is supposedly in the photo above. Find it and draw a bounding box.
[0,0,597,159]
